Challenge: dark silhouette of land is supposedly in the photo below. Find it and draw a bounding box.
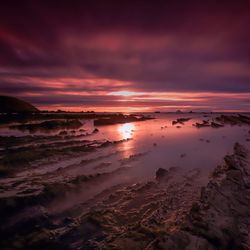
[0,96,39,113]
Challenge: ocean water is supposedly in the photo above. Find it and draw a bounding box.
[1,113,249,187]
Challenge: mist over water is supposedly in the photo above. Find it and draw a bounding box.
[1,113,249,185]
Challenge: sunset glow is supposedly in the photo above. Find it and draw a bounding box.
[1,2,250,249]
[0,1,249,112]
[118,123,135,140]
[109,91,144,97]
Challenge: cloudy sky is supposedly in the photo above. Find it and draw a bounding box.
[0,0,250,112]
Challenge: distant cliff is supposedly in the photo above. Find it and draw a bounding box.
[0,96,39,113]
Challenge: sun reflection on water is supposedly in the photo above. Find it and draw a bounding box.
[117,123,135,158]
[118,123,135,140]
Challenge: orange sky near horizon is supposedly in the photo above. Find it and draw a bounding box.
[0,1,250,112]
[35,88,250,113]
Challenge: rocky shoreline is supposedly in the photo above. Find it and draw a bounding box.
[1,143,249,249]
[56,143,250,250]
[150,143,250,249]
[1,111,250,249]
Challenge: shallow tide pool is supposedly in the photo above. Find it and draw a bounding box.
[1,113,249,187]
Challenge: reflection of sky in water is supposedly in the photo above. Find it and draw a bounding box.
[1,113,250,184]
[85,114,250,183]
[117,123,134,140]
[117,123,135,158]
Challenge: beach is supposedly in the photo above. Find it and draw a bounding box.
[1,113,250,249]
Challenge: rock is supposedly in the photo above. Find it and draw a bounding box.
[94,114,154,126]
[215,114,250,126]
[194,120,223,129]
[63,217,74,223]
[210,121,224,128]
[155,168,168,181]
[10,119,82,132]
[93,128,99,133]
[194,121,210,128]
[155,143,250,249]
[59,131,67,135]
[172,118,191,125]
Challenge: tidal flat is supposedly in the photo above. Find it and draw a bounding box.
[0,112,250,249]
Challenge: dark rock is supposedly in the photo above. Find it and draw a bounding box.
[155,168,168,181]
[59,130,67,135]
[172,118,191,125]
[156,143,250,249]
[194,121,210,128]
[210,121,224,128]
[10,119,82,132]
[94,114,154,126]
[215,114,250,126]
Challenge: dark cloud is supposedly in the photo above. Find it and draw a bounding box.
[0,0,249,110]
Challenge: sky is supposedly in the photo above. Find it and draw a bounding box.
[0,0,250,112]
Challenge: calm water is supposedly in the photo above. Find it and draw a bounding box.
[1,113,249,185]
[85,113,250,182]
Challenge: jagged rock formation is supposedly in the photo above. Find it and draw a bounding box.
[152,143,250,249]
[216,114,250,126]
[73,143,250,250]
[1,143,249,249]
